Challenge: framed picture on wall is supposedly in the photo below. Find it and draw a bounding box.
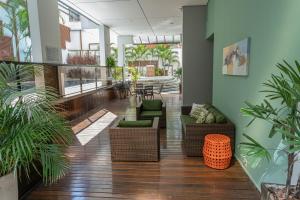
[222,38,250,76]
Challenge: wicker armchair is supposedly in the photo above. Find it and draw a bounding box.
[109,117,160,161]
[136,100,166,128]
[181,106,235,157]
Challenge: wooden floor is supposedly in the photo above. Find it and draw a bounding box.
[26,94,260,200]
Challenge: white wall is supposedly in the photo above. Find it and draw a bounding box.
[28,0,62,63]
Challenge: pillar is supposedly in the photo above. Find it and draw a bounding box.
[27,0,62,63]
[27,0,62,90]
[117,35,133,67]
[99,24,110,66]
[182,6,213,105]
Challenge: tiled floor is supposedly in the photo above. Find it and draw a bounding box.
[26,94,260,200]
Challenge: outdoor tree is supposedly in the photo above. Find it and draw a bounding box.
[0,0,31,61]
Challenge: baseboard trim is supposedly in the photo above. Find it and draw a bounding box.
[235,154,261,192]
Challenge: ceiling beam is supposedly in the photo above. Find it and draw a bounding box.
[136,0,156,37]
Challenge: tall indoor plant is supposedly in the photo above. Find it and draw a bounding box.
[175,68,182,94]
[240,61,300,199]
[106,55,116,85]
[0,63,73,199]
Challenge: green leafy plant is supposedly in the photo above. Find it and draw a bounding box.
[112,67,123,81]
[106,56,116,77]
[174,68,182,81]
[128,67,140,87]
[155,67,164,76]
[0,62,73,184]
[0,0,31,61]
[124,44,181,77]
[240,60,300,198]
[110,43,118,62]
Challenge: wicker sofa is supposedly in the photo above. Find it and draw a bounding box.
[181,105,235,157]
[136,100,166,128]
[109,117,160,161]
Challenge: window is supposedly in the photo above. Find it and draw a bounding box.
[69,9,80,22]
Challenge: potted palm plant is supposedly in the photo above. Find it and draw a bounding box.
[128,67,140,89]
[106,56,116,85]
[0,63,73,199]
[174,68,182,94]
[240,61,300,199]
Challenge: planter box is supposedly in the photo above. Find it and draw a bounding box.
[0,172,18,200]
[261,183,300,200]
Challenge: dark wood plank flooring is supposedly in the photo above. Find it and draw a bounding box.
[26,94,260,200]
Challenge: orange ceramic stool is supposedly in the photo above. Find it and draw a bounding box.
[203,134,232,169]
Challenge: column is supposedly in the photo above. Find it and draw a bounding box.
[182,6,213,105]
[27,0,62,63]
[27,0,62,90]
[117,35,133,67]
[99,24,110,66]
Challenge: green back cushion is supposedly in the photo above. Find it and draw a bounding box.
[207,106,227,123]
[205,113,215,124]
[190,106,208,119]
[196,111,207,123]
[141,111,162,117]
[143,100,162,111]
[118,120,152,127]
[181,115,197,125]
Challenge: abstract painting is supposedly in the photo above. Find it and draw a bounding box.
[223,38,250,76]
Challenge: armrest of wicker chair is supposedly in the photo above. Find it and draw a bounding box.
[162,101,166,116]
[181,106,192,115]
[136,101,143,120]
[152,117,159,129]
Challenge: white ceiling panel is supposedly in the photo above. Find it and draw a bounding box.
[63,0,208,37]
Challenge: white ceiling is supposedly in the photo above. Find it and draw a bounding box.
[63,0,208,36]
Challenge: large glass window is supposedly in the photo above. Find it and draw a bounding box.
[81,67,96,92]
[0,0,31,62]
[62,66,107,97]
[64,66,82,96]
[58,2,101,65]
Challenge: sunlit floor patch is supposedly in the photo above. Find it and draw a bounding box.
[76,111,117,146]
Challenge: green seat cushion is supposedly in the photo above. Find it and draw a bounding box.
[118,120,152,127]
[181,115,196,125]
[142,100,162,111]
[140,111,163,118]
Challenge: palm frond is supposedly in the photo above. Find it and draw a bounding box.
[240,134,272,161]
[0,62,73,184]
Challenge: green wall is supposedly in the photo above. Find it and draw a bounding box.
[207,0,300,189]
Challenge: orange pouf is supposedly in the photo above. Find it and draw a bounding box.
[203,134,232,169]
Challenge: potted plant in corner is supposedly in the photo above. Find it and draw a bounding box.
[174,68,182,94]
[240,60,300,200]
[0,63,73,199]
[106,55,116,85]
[128,66,140,89]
